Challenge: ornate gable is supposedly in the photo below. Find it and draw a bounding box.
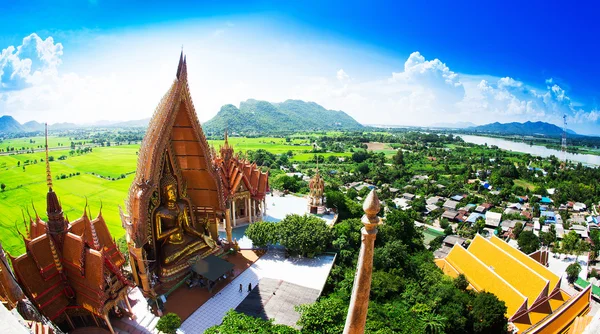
[125,52,226,246]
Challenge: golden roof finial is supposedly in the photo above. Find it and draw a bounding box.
[83,197,88,218]
[362,189,382,230]
[31,201,39,220]
[45,123,52,190]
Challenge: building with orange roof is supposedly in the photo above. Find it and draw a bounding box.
[213,130,269,243]
[435,235,591,333]
[8,126,132,333]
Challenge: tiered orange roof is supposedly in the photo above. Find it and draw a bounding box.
[214,131,269,201]
[435,235,591,333]
[9,127,131,328]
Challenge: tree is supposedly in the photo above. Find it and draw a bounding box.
[296,297,346,334]
[419,313,447,334]
[205,310,297,334]
[357,162,370,175]
[474,217,486,234]
[346,188,358,200]
[0,183,5,191]
[454,274,469,291]
[410,197,426,213]
[351,150,369,163]
[513,222,524,239]
[470,292,508,333]
[278,214,332,257]
[590,229,600,260]
[566,262,582,284]
[444,225,453,236]
[246,221,278,248]
[156,313,181,334]
[518,231,541,254]
[393,149,405,167]
[540,224,557,247]
[561,230,581,256]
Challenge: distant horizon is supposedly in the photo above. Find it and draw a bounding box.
[1,112,588,137]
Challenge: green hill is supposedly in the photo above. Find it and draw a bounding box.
[469,121,578,137]
[203,99,363,134]
[0,115,25,133]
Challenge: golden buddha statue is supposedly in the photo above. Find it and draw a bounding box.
[155,172,212,272]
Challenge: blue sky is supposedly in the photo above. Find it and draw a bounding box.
[1,0,599,133]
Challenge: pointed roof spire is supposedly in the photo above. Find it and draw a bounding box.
[176,49,184,79]
[45,123,52,190]
[83,197,88,218]
[31,201,39,220]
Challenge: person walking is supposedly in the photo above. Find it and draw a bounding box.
[248,282,252,292]
[239,283,242,292]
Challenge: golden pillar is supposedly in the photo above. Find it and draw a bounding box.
[343,190,382,334]
[225,203,233,244]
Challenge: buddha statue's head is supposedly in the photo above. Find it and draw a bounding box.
[160,172,178,204]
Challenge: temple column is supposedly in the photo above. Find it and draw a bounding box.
[232,200,237,227]
[225,204,233,244]
[343,190,382,334]
[263,198,267,215]
[248,196,253,224]
[124,292,135,320]
[104,314,115,334]
[131,247,151,295]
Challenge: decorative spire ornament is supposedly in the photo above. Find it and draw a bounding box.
[343,189,382,334]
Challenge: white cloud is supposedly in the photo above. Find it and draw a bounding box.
[0,33,63,91]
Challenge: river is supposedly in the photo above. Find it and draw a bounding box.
[457,134,600,166]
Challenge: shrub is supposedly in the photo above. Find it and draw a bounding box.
[156,313,181,334]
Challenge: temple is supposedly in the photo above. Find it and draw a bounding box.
[307,167,325,214]
[120,52,268,301]
[435,235,591,333]
[8,126,132,333]
[213,130,269,242]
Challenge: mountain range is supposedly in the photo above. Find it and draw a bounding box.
[466,121,578,137]
[0,99,362,134]
[202,99,363,134]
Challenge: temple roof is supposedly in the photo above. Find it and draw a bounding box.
[436,235,590,333]
[126,52,227,245]
[468,235,550,308]
[215,132,269,201]
[11,136,129,321]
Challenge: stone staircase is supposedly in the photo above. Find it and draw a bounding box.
[112,287,160,334]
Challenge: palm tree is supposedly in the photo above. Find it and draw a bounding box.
[420,313,447,334]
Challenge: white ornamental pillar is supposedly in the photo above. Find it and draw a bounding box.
[248,196,253,223]
[232,200,237,227]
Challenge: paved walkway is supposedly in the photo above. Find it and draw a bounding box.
[180,250,335,333]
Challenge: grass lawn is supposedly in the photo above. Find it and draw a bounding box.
[208,137,311,155]
[0,144,140,256]
[514,179,535,191]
